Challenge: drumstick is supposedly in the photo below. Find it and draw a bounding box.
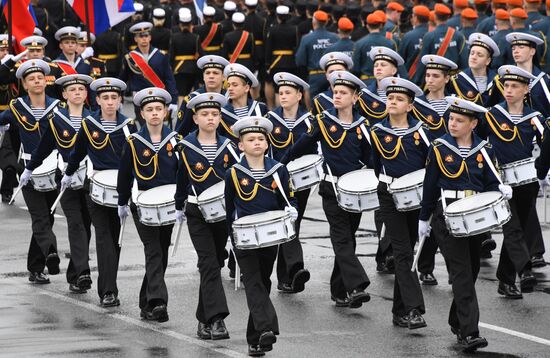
[9,184,23,205]
[411,214,433,272]
[118,216,126,247]
[171,222,184,257]
[50,187,66,214]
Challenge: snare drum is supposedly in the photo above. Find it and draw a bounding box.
[232,210,296,249]
[90,170,119,207]
[389,169,425,212]
[444,191,511,237]
[500,157,537,187]
[136,184,177,226]
[336,169,379,212]
[197,181,226,223]
[69,161,88,190]
[30,151,58,192]
[286,154,323,191]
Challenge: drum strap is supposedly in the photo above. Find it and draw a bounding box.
[531,116,545,136]
[123,125,131,139]
[304,117,312,132]
[359,124,372,145]
[254,102,262,117]
[417,127,431,147]
[227,144,240,162]
[169,137,180,160]
[325,164,339,195]
[440,189,447,210]
[272,172,292,207]
[480,148,503,185]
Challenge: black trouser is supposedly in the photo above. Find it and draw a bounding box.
[497,183,537,284]
[234,246,279,345]
[276,189,310,284]
[186,203,229,324]
[22,186,58,273]
[130,204,172,310]
[525,202,546,257]
[319,181,370,299]
[377,185,425,316]
[374,209,393,265]
[61,187,92,284]
[418,231,439,274]
[86,197,121,299]
[0,132,19,196]
[432,201,482,338]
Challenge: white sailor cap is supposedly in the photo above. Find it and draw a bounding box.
[129,21,153,35]
[380,77,423,98]
[369,46,405,67]
[232,116,274,137]
[203,6,216,17]
[55,26,79,41]
[20,35,48,49]
[328,70,367,90]
[33,27,42,36]
[232,12,245,23]
[78,31,96,44]
[421,54,458,71]
[0,34,15,48]
[134,2,144,12]
[15,59,50,79]
[224,63,260,87]
[90,77,127,93]
[498,65,536,84]
[179,9,193,23]
[245,0,258,7]
[224,1,237,11]
[153,8,166,18]
[197,55,229,70]
[445,96,487,116]
[468,32,500,57]
[320,52,353,71]
[55,74,93,88]
[506,32,544,47]
[273,72,310,90]
[133,87,172,107]
[187,92,228,110]
[276,5,290,15]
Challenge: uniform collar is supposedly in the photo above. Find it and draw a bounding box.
[234,155,283,180]
[436,133,487,158]
[132,125,177,152]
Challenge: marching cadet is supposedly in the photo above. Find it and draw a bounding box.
[223,12,256,75]
[418,96,512,353]
[194,6,225,57]
[0,60,61,284]
[458,8,478,41]
[384,2,404,36]
[264,5,300,109]
[175,92,236,340]
[352,12,399,84]
[22,74,93,293]
[221,63,268,143]
[170,9,199,106]
[122,2,145,52]
[400,6,430,88]
[282,71,372,309]
[476,0,507,37]
[312,52,353,116]
[324,17,355,59]
[295,10,339,104]
[225,116,298,357]
[76,32,106,81]
[221,1,238,33]
[62,77,136,307]
[370,77,428,330]
[413,4,466,85]
[267,72,313,294]
[477,65,541,297]
[176,55,229,137]
[446,0,469,29]
[117,87,179,322]
[94,26,123,78]
[449,33,498,106]
[53,27,91,76]
[243,0,267,89]
[490,9,512,71]
[151,8,172,54]
[119,22,179,127]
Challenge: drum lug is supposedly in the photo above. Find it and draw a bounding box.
[254,224,260,246]
[462,213,469,235]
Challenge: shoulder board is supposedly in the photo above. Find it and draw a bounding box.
[84,59,90,65]
[58,101,67,109]
[484,142,492,149]
[432,139,443,147]
[48,62,58,68]
[92,57,106,63]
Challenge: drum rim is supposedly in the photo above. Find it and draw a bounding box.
[444,191,504,215]
[389,169,426,190]
[337,169,378,191]
[232,210,290,225]
[500,157,536,168]
[197,181,225,201]
[136,184,177,204]
[287,154,323,172]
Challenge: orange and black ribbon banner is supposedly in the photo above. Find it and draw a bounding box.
[129,52,166,89]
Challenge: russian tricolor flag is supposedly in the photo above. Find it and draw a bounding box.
[67,0,135,35]
[1,0,37,53]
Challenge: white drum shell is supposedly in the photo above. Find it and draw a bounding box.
[336,169,379,212]
[287,154,324,191]
[444,192,511,237]
[136,184,177,226]
[197,181,226,223]
[69,162,88,190]
[500,158,537,187]
[389,169,425,212]
[232,210,296,249]
[30,152,58,192]
[90,169,119,207]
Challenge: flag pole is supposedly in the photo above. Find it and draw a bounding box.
[84,0,91,46]
[7,0,13,53]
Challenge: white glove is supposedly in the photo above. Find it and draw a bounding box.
[19,168,32,187]
[169,104,178,121]
[418,220,431,239]
[81,47,94,59]
[1,54,14,65]
[13,49,28,62]
[499,184,513,200]
[118,205,130,221]
[60,174,73,191]
[285,206,298,221]
[0,124,8,133]
[539,177,549,190]
[176,209,186,224]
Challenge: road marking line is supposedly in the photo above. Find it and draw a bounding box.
[480,322,550,346]
[35,289,247,358]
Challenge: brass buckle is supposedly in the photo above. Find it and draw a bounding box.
[464,190,475,197]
